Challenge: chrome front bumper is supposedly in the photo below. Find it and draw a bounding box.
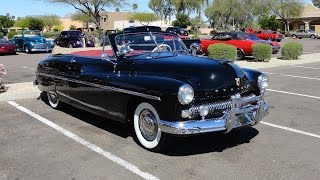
[31,48,53,52]
[159,94,269,135]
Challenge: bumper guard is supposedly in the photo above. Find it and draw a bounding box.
[159,93,269,135]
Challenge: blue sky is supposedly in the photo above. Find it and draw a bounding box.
[0,0,313,18]
[0,0,151,18]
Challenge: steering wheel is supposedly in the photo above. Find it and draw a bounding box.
[151,44,172,52]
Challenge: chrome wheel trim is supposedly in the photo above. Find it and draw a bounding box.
[236,50,243,60]
[133,102,162,149]
[311,35,316,39]
[139,109,158,141]
[47,91,59,108]
[68,44,73,48]
[25,47,29,53]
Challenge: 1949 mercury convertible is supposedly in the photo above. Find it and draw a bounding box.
[35,27,269,151]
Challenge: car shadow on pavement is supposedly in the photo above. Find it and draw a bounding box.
[39,92,131,139]
[40,92,259,156]
[162,128,259,156]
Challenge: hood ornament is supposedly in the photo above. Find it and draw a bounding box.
[235,78,241,86]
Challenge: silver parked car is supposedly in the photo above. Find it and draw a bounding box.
[288,29,320,39]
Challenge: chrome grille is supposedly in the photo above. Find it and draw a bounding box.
[188,94,257,119]
[34,43,49,49]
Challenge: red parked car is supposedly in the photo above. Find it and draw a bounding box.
[201,32,258,59]
[246,28,285,42]
[0,37,16,55]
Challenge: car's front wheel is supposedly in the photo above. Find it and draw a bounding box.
[25,47,30,54]
[47,91,63,109]
[310,35,316,39]
[133,102,164,151]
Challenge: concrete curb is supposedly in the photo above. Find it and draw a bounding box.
[0,82,41,102]
[235,53,320,69]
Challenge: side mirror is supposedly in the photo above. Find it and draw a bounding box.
[190,43,200,56]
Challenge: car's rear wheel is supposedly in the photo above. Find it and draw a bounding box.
[236,49,245,60]
[68,43,74,48]
[47,91,63,109]
[292,34,297,39]
[133,102,164,151]
[310,35,316,39]
[267,37,272,41]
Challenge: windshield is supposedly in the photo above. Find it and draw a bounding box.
[247,34,260,40]
[0,37,7,43]
[235,33,260,40]
[26,37,46,43]
[69,31,83,37]
[114,32,188,56]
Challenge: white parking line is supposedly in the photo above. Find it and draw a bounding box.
[267,89,320,100]
[291,65,320,70]
[7,101,159,180]
[261,121,320,139]
[264,72,320,81]
[22,66,36,71]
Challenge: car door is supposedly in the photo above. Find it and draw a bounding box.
[296,30,304,38]
[57,32,68,47]
[62,55,124,118]
[13,37,24,51]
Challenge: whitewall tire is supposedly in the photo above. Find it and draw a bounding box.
[133,102,162,150]
[47,91,61,109]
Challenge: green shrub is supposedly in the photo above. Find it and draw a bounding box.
[210,30,217,35]
[252,43,272,61]
[208,43,237,61]
[7,31,18,39]
[281,42,303,60]
[43,31,60,39]
[0,32,4,37]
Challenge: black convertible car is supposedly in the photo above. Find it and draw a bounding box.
[35,28,269,151]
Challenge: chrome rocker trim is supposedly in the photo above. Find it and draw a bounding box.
[159,93,269,135]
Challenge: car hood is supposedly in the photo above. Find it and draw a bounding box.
[130,52,255,93]
[254,39,280,47]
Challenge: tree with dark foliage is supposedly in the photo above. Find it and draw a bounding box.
[46,0,122,42]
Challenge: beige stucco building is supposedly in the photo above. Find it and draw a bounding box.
[59,18,84,31]
[99,12,134,30]
[279,4,320,32]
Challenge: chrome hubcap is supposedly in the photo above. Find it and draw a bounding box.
[48,92,58,104]
[237,51,242,59]
[139,109,158,141]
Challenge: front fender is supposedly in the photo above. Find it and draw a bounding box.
[108,74,187,121]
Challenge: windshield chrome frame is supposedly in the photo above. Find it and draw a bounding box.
[112,31,189,57]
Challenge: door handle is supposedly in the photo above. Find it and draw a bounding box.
[70,58,76,63]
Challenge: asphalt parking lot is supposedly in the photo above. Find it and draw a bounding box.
[1,43,320,179]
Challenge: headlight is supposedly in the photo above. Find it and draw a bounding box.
[178,84,194,105]
[258,74,269,90]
